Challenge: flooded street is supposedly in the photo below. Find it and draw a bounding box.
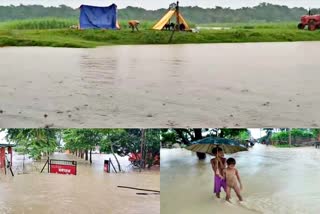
[1,42,320,127]
[161,144,320,214]
[0,152,160,214]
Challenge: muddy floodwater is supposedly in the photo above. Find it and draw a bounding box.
[161,144,320,214]
[0,42,320,127]
[1,42,320,128]
[0,152,160,214]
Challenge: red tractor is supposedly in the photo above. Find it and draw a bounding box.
[298,9,320,31]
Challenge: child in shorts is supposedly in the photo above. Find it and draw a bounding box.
[210,147,226,198]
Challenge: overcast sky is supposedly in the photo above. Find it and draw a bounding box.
[248,128,266,139]
[0,0,319,9]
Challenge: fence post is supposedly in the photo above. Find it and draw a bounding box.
[4,159,6,175]
[108,158,111,173]
[109,158,117,173]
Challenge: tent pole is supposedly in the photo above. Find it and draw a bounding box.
[176,1,180,31]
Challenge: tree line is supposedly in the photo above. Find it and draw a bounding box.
[161,128,250,159]
[0,3,320,23]
[259,128,320,145]
[1,128,248,166]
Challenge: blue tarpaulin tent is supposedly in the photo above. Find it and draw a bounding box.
[79,4,119,29]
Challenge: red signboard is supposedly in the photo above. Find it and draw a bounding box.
[0,148,5,168]
[104,160,110,173]
[49,160,77,175]
[50,164,76,175]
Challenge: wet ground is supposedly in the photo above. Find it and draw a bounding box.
[1,42,320,127]
[0,152,160,214]
[160,144,320,214]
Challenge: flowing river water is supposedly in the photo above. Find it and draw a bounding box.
[0,152,160,214]
[1,42,320,127]
[160,144,320,214]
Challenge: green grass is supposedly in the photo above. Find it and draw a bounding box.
[274,144,296,148]
[271,129,315,143]
[0,18,78,30]
[0,18,158,30]
[1,18,320,48]
[198,22,297,29]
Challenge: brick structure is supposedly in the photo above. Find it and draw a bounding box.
[0,144,14,169]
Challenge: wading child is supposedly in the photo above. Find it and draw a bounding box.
[223,158,243,202]
[210,147,226,198]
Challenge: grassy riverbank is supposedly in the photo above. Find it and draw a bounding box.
[1,19,320,48]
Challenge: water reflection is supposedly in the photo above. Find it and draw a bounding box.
[161,144,320,214]
[80,52,118,88]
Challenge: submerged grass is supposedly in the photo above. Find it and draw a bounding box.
[274,144,296,148]
[0,18,320,48]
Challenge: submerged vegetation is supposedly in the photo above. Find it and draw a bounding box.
[0,129,161,169]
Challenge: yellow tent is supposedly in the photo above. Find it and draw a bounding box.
[152,9,190,31]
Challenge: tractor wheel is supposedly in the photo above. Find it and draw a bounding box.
[298,23,305,30]
[308,20,317,31]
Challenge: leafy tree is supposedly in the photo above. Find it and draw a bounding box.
[1,128,59,160]
[1,128,160,171]
[160,130,177,147]
[219,128,249,139]
[270,129,314,145]
[62,129,160,170]
[311,129,320,140]
[63,129,102,164]
[144,129,161,168]
[162,128,249,160]
[99,129,160,169]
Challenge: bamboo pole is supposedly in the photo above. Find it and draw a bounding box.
[289,128,292,146]
[117,186,160,193]
[176,1,180,31]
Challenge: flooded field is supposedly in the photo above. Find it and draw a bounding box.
[161,144,320,214]
[1,42,320,128]
[0,152,160,214]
